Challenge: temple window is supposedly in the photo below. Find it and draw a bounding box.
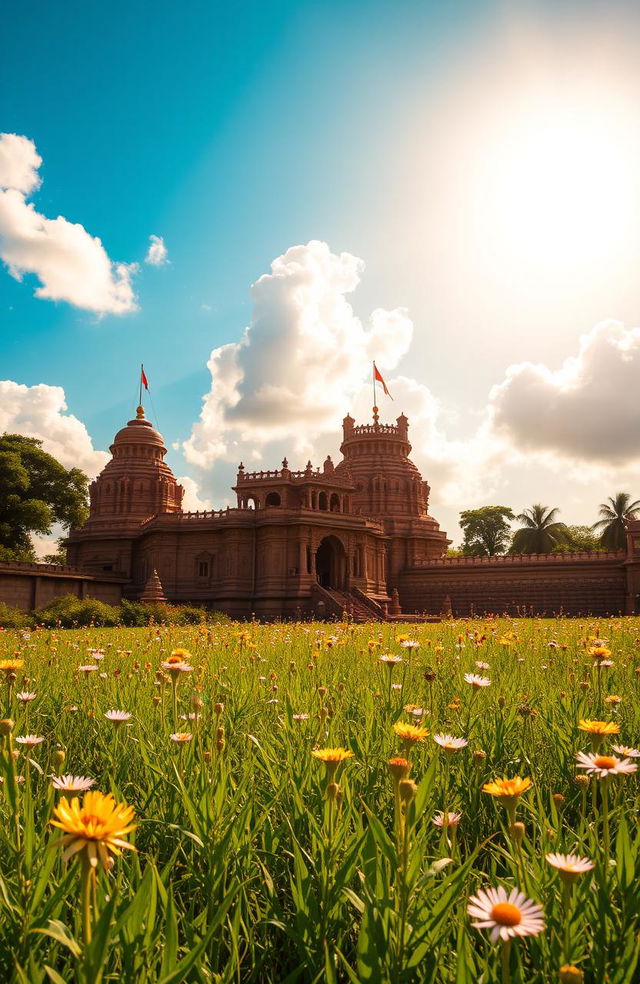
[265,492,281,507]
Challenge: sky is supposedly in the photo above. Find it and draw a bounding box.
[3,0,640,551]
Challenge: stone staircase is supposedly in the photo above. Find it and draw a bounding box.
[311,584,388,622]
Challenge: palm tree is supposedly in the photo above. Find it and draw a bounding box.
[592,493,640,550]
[510,504,570,554]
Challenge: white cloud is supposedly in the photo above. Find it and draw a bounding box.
[0,132,138,314]
[0,133,41,195]
[0,380,109,477]
[488,320,640,464]
[145,234,168,266]
[183,240,413,468]
[176,475,212,512]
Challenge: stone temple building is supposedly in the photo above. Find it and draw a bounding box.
[55,403,640,619]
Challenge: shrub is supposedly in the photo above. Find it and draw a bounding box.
[36,594,120,628]
[0,602,34,630]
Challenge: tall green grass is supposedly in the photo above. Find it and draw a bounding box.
[0,616,638,982]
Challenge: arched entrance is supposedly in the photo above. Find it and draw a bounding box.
[315,536,346,589]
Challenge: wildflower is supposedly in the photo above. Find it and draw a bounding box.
[292,713,309,721]
[170,732,193,743]
[433,734,468,754]
[546,853,594,883]
[162,657,193,673]
[78,665,99,674]
[468,886,545,941]
[15,734,44,748]
[464,673,491,688]
[577,719,619,750]
[432,811,461,828]
[311,747,354,779]
[16,692,36,702]
[51,790,136,870]
[400,639,420,649]
[588,645,611,660]
[404,704,426,717]
[387,756,411,780]
[52,775,95,793]
[475,661,490,670]
[575,751,637,778]
[612,744,640,758]
[482,776,532,805]
[0,659,24,673]
[559,967,584,984]
[378,654,402,666]
[604,695,622,705]
[393,722,430,744]
[104,710,132,727]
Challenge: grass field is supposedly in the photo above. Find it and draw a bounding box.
[0,616,639,983]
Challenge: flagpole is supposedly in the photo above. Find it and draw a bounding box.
[372,361,377,415]
[139,364,143,407]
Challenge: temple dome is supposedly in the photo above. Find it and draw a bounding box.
[111,406,167,455]
[86,405,183,524]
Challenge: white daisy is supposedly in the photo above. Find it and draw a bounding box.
[434,734,468,753]
[464,673,491,688]
[613,745,640,758]
[432,811,462,828]
[546,853,594,883]
[468,886,545,941]
[575,751,638,778]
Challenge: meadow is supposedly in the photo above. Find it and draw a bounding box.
[0,616,639,984]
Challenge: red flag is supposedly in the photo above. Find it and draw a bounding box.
[141,366,149,391]
[373,363,392,399]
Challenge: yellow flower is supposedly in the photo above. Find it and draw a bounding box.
[168,649,192,661]
[311,746,354,779]
[482,776,532,804]
[588,645,611,660]
[0,659,24,673]
[393,722,430,744]
[51,790,136,870]
[604,695,622,705]
[578,720,619,735]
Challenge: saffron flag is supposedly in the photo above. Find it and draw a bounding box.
[373,363,392,399]
[141,366,149,391]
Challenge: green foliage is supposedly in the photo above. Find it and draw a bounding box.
[510,504,571,554]
[36,595,121,628]
[0,602,34,629]
[552,525,602,553]
[459,506,515,556]
[593,492,640,550]
[0,435,89,558]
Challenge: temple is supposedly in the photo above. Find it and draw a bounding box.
[58,403,640,618]
[3,402,640,618]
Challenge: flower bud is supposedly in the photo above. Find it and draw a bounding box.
[398,778,417,804]
[0,719,14,736]
[511,821,525,846]
[473,749,486,763]
[387,757,411,781]
[559,966,584,984]
[52,749,66,771]
[573,774,589,789]
[326,781,340,801]
[214,702,224,717]
[552,793,566,808]
[498,696,505,708]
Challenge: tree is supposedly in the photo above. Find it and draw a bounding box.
[592,492,640,550]
[459,506,515,557]
[552,525,601,553]
[510,504,570,554]
[0,435,89,561]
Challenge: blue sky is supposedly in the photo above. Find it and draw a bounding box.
[3,0,640,541]
[1,0,479,445]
